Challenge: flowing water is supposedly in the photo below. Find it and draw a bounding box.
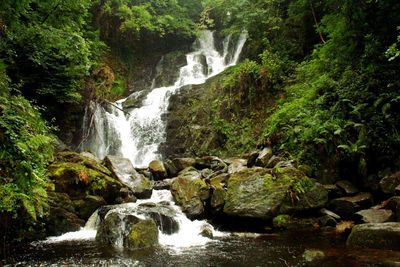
[80,30,247,167]
[4,31,399,266]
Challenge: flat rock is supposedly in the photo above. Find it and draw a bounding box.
[336,180,359,195]
[329,192,373,219]
[228,158,248,174]
[355,209,394,223]
[380,172,400,194]
[347,222,400,250]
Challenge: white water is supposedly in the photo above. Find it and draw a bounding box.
[40,190,226,249]
[81,30,247,168]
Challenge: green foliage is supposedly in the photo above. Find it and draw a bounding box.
[0,91,54,221]
[0,0,105,120]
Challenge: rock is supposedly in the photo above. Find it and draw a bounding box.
[347,222,400,250]
[228,158,248,174]
[336,221,355,235]
[74,195,107,220]
[280,182,329,214]
[104,155,153,199]
[272,215,291,229]
[255,147,273,168]
[149,160,167,180]
[199,224,213,238]
[396,185,400,196]
[210,185,226,210]
[322,184,343,199]
[246,151,259,167]
[164,160,179,178]
[320,208,341,220]
[210,173,230,187]
[386,197,400,221]
[302,249,326,263]
[329,192,373,219]
[380,172,400,194]
[319,215,337,227]
[153,179,173,190]
[170,167,210,218]
[172,158,196,173]
[119,188,137,203]
[223,168,289,220]
[80,152,100,162]
[201,168,213,178]
[48,152,124,203]
[336,180,359,195]
[136,202,179,235]
[266,155,283,168]
[355,209,394,223]
[126,219,159,250]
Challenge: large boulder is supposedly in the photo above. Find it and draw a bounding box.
[136,202,179,235]
[96,210,159,249]
[170,167,210,218]
[329,193,373,219]
[355,209,394,223]
[48,152,123,202]
[149,160,167,180]
[126,219,159,250]
[347,222,400,250]
[280,181,329,214]
[104,155,152,199]
[223,168,289,220]
[380,172,400,194]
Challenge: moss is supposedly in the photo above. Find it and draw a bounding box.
[272,214,291,228]
[127,219,159,249]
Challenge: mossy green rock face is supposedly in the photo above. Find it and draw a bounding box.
[48,152,124,202]
[127,219,159,250]
[224,168,289,220]
[170,167,210,218]
[347,222,400,250]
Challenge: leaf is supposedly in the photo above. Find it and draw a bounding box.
[22,198,37,221]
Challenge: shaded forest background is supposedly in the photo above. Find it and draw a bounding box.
[0,0,399,241]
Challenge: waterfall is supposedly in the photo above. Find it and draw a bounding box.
[80,30,247,168]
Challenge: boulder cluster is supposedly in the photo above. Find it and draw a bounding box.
[45,148,400,251]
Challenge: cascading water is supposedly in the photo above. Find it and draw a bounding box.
[40,190,225,249]
[80,30,247,168]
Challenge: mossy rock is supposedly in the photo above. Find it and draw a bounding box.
[170,167,210,218]
[126,219,159,250]
[211,185,226,210]
[223,168,290,220]
[273,214,291,229]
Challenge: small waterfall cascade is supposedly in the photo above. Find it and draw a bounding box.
[80,30,247,167]
[40,190,225,248]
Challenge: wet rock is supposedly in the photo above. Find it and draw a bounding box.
[137,202,179,235]
[164,159,179,178]
[272,215,291,229]
[302,249,326,263]
[320,208,341,220]
[199,224,214,238]
[228,158,248,174]
[266,155,283,168]
[223,168,289,220]
[386,196,400,221]
[280,182,329,214]
[153,179,173,190]
[336,180,359,195]
[255,147,273,168]
[355,209,394,223]
[329,192,373,219]
[149,160,167,180]
[246,151,259,167]
[210,185,226,210]
[126,219,159,250]
[104,155,153,199]
[74,195,107,220]
[319,215,338,227]
[396,185,400,196]
[347,222,400,250]
[380,172,400,194]
[172,158,196,173]
[170,167,210,218]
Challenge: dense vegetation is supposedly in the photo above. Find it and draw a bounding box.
[200,0,400,183]
[0,0,399,244]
